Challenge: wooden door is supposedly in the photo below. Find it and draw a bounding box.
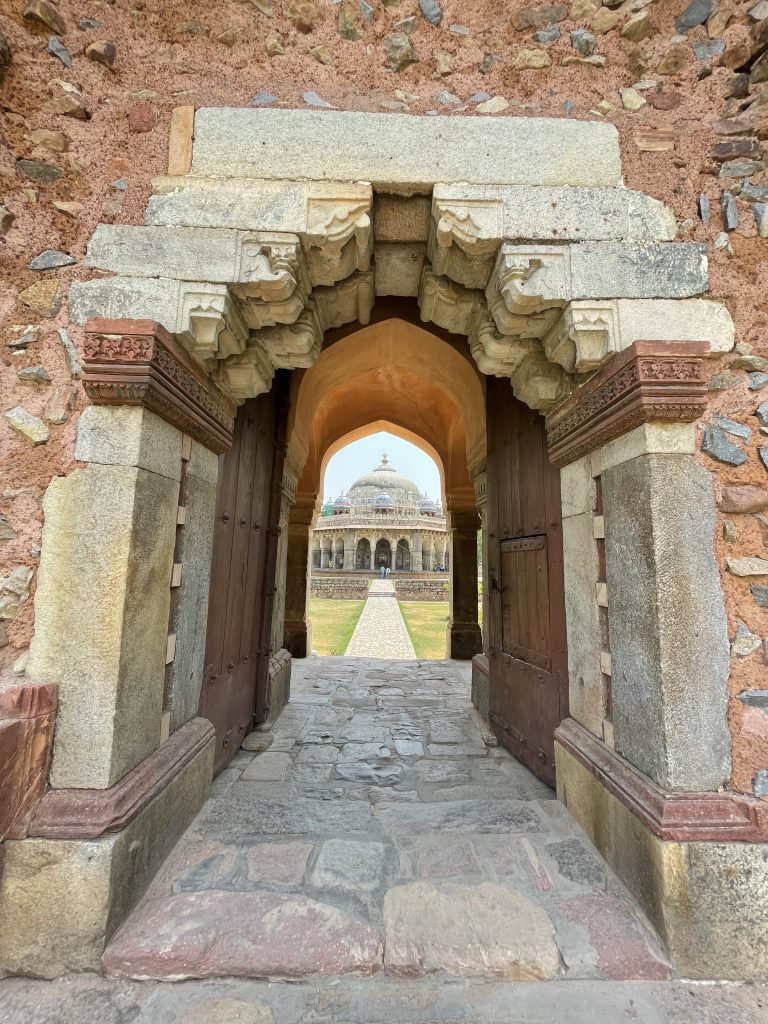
[486,378,568,787]
[200,373,289,774]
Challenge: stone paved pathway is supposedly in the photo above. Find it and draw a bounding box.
[101,658,673,986]
[344,581,416,659]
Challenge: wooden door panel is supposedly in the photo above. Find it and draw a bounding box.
[487,378,568,788]
[200,377,287,775]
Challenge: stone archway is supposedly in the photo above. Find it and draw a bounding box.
[355,538,371,571]
[6,107,764,986]
[374,539,391,570]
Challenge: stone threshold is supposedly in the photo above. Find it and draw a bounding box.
[556,717,768,843]
[28,717,214,840]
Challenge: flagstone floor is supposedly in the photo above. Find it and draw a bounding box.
[344,579,416,659]
[100,657,672,984]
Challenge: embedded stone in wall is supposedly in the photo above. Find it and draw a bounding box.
[0,679,57,841]
[373,242,426,297]
[188,109,623,189]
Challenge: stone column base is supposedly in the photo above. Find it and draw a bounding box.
[0,719,214,978]
[471,653,490,724]
[448,622,483,660]
[284,619,310,658]
[555,718,768,981]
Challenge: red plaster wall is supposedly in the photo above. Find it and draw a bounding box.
[0,0,766,792]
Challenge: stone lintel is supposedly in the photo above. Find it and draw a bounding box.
[556,717,768,843]
[546,340,709,468]
[189,109,622,190]
[28,717,214,840]
[82,318,235,455]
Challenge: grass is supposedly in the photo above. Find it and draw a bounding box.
[309,597,366,656]
[398,600,450,660]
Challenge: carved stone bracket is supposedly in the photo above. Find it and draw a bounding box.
[231,234,303,302]
[82,318,236,453]
[557,717,768,843]
[257,304,324,369]
[468,308,539,378]
[546,339,709,468]
[178,284,248,362]
[28,717,215,839]
[512,349,572,413]
[428,196,504,289]
[418,267,483,335]
[486,244,568,336]
[314,271,374,331]
[214,341,275,402]
[304,195,373,287]
[542,300,620,374]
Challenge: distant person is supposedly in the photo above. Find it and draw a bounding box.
[380,564,386,579]
[386,566,391,578]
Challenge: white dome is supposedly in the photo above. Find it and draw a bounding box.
[348,454,421,505]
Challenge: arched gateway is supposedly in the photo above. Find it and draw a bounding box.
[2,108,765,983]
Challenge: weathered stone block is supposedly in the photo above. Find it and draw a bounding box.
[598,422,696,473]
[563,512,606,736]
[0,732,213,977]
[556,742,768,980]
[560,455,595,518]
[602,454,730,791]
[614,298,734,354]
[383,881,559,978]
[0,680,57,840]
[75,406,182,482]
[189,109,623,188]
[27,463,179,788]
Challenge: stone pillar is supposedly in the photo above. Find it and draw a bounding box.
[412,532,422,574]
[28,405,182,789]
[601,426,731,791]
[283,501,313,657]
[446,509,482,660]
[343,534,355,571]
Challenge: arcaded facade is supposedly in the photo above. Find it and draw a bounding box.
[312,454,448,571]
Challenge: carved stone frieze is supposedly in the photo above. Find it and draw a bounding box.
[546,339,709,467]
[82,318,236,453]
[314,271,374,331]
[467,309,539,378]
[542,300,620,374]
[511,348,572,413]
[418,267,483,335]
[230,234,303,301]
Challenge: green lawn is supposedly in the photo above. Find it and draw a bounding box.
[398,600,450,660]
[309,597,366,656]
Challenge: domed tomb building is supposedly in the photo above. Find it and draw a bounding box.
[312,454,448,572]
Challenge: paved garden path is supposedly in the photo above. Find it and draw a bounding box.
[99,658,671,987]
[344,580,416,659]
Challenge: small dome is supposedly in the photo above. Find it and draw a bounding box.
[420,497,437,515]
[374,492,394,510]
[333,493,352,513]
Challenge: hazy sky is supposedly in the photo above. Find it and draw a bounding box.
[322,432,441,503]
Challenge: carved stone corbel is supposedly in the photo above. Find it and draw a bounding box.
[257,305,323,369]
[177,285,248,362]
[304,195,373,287]
[511,348,572,412]
[468,309,539,378]
[428,198,504,289]
[314,271,374,331]
[542,300,620,374]
[213,343,275,403]
[231,234,303,302]
[418,267,482,335]
[486,244,569,336]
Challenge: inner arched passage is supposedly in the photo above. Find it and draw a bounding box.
[282,310,486,660]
